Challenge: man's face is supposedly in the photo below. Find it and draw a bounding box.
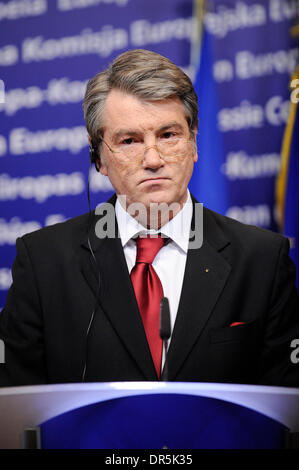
[98,89,197,217]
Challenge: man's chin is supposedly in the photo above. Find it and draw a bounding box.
[136,187,186,207]
[141,192,176,208]
[125,191,184,228]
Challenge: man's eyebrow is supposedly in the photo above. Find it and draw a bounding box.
[112,129,141,141]
[112,122,185,141]
[157,122,185,133]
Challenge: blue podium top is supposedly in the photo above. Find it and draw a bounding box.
[0,382,299,448]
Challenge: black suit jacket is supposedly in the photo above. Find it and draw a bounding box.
[0,195,299,387]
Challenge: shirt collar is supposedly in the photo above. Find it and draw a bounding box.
[115,190,193,253]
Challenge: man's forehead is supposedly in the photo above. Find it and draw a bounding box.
[102,89,188,134]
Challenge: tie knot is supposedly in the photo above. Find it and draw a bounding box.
[135,235,166,264]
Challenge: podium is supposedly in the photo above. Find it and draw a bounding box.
[0,382,299,449]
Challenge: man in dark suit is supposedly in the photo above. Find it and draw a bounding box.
[0,49,299,387]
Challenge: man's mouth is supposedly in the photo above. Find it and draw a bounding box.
[139,177,169,184]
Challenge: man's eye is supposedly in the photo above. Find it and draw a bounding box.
[122,138,135,145]
[162,132,176,139]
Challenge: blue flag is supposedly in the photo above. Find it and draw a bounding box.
[189,28,229,215]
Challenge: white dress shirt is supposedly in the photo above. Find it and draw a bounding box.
[115,190,193,348]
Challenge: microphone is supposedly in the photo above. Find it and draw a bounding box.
[160,297,171,381]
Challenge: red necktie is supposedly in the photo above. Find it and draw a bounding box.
[130,235,166,378]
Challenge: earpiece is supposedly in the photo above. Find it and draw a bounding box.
[89,140,99,172]
[89,140,97,164]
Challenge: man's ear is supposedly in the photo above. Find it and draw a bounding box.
[87,135,101,173]
[98,157,108,176]
[88,134,108,174]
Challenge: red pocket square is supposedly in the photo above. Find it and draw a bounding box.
[230,322,245,327]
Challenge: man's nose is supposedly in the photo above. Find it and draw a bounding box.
[142,145,164,169]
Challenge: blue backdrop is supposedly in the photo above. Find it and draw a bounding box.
[0,0,298,309]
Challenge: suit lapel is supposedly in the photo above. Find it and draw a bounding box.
[166,202,231,380]
[79,198,157,380]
